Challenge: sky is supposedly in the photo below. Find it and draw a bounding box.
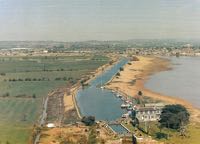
[0,0,200,41]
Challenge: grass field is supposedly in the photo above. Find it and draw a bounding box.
[0,54,109,144]
[124,120,200,144]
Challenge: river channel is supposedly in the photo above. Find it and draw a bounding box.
[76,58,128,121]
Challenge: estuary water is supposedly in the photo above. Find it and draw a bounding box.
[145,56,200,108]
[76,58,128,121]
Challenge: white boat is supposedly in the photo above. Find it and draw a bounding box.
[121,104,127,108]
[122,113,129,118]
[121,103,130,108]
[116,94,122,98]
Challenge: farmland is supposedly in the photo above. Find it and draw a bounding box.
[0,54,109,144]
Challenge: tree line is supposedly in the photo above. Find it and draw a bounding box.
[0,92,37,99]
[3,77,75,82]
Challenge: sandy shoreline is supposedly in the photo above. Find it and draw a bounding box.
[106,56,200,122]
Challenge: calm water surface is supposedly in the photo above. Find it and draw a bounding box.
[109,124,128,134]
[145,56,200,108]
[76,58,128,121]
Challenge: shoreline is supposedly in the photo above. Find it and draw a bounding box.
[106,56,200,123]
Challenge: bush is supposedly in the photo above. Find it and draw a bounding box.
[18,78,23,81]
[156,132,168,139]
[131,56,139,61]
[109,61,114,65]
[119,67,124,71]
[33,78,37,81]
[2,92,10,97]
[0,73,6,76]
[55,77,61,81]
[25,78,31,81]
[116,72,120,76]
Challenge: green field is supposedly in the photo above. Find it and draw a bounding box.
[0,54,109,144]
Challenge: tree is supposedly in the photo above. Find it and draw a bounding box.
[176,52,180,57]
[32,94,36,98]
[135,91,143,105]
[130,110,136,120]
[81,116,95,126]
[132,135,137,144]
[131,117,139,127]
[159,104,190,130]
[5,92,10,97]
[130,110,139,127]
[138,91,143,96]
[22,114,27,121]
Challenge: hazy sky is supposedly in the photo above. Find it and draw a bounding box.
[0,0,200,41]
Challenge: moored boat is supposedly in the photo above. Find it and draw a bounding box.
[121,103,130,108]
[122,113,129,118]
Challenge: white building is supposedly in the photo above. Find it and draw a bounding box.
[135,107,162,122]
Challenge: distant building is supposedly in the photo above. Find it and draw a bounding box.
[144,103,164,108]
[43,50,48,53]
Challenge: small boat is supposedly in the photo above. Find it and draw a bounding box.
[121,103,130,108]
[126,104,131,107]
[127,107,133,111]
[116,94,122,98]
[121,104,126,108]
[118,95,122,98]
[122,113,129,118]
